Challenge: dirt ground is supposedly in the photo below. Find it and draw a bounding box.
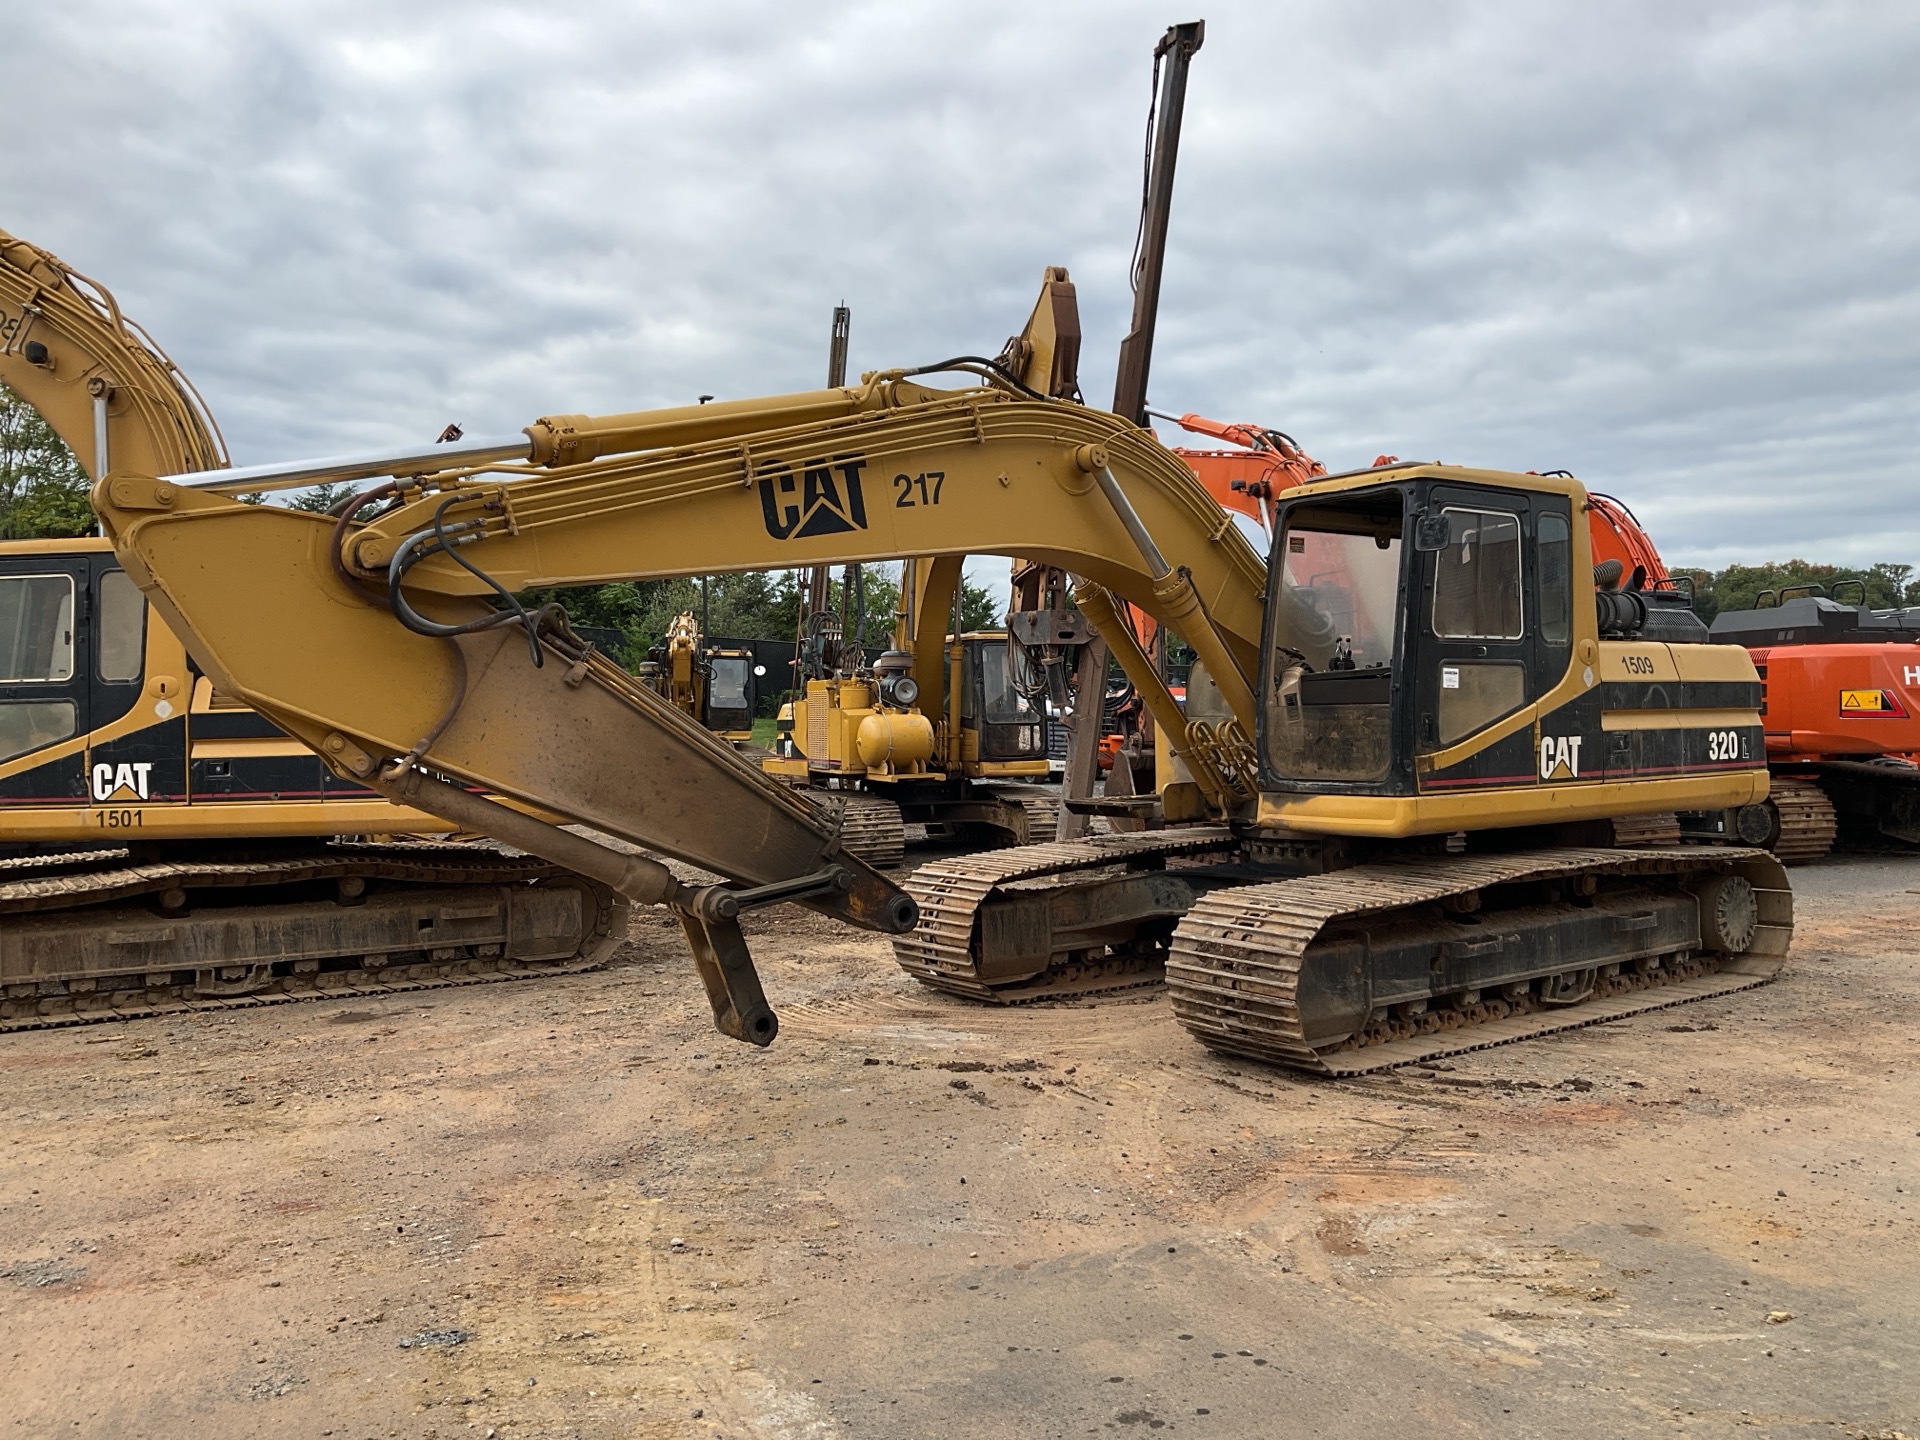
[2,854,1917,1440]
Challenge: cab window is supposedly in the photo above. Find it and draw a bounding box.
[709,656,749,711]
[1432,509,1523,641]
[0,575,74,681]
[1264,498,1402,784]
[98,570,147,684]
[1537,513,1572,646]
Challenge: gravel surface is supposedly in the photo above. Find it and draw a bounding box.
[1,856,1915,1438]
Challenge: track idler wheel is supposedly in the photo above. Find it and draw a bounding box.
[1694,873,1759,953]
[1734,802,1775,847]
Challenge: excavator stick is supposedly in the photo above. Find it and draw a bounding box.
[97,485,918,1041]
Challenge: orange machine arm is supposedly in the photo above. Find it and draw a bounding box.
[1584,490,1674,588]
[1161,411,1327,536]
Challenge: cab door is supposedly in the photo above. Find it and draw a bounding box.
[1413,486,1577,788]
[1418,489,1530,750]
[0,555,90,804]
[83,556,186,810]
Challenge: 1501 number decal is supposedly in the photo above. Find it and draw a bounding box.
[1707,729,1743,761]
[893,471,945,507]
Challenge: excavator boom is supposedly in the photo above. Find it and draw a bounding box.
[104,383,1267,818]
[95,365,1274,1038]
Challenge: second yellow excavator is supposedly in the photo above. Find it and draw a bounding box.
[756,306,1060,866]
[636,611,757,744]
[0,226,625,1029]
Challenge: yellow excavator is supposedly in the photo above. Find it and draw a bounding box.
[636,611,757,744]
[92,254,1792,1074]
[0,226,625,1027]
[762,594,1057,864]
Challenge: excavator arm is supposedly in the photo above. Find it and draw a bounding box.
[95,352,1270,1042]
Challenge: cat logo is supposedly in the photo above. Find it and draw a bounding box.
[91,761,153,802]
[1840,688,1908,718]
[1539,734,1583,781]
[757,453,869,540]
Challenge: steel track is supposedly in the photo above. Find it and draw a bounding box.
[892,828,1238,1000]
[0,844,628,1034]
[832,794,908,868]
[1167,846,1792,1075]
[1769,776,1838,864]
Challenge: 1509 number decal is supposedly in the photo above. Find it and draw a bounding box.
[1707,729,1744,761]
[893,471,945,507]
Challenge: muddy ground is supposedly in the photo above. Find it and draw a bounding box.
[2,856,1917,1439]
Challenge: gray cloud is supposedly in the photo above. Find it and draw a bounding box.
[6,0,1916,574]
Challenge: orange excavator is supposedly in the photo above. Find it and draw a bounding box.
[1566,493,1920,862]
[1157,410,1326,537]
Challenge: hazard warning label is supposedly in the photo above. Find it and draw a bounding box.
[1840,688,1909,717]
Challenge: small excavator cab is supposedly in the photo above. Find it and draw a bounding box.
[1259,477,1578,799]
[959,633,1048,763]
[705,648,757,740]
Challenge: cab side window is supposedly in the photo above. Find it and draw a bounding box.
[98,569,147,684]
[0,574,77,763]
[1537,513,1572,646]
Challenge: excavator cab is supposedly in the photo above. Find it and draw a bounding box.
[0,539,456,841]
[959,632,1048,767]
[1258,468,1763,840]
[704,647,757,742]
[1262,474,1577,798]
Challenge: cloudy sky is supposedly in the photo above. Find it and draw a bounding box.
[7,0,1916,572]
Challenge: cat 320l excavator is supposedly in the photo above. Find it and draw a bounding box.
[0,226,627,1028]
[92,241,1793,1074]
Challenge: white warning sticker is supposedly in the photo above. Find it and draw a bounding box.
[1441,666,1460,690]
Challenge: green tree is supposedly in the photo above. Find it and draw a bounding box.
[958,575,999,632]
[286,480,358,514]
[0,383,96,539]
[520,562,1001,669]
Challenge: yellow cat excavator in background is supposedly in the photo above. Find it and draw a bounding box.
[0,226,625,1028]
[758,304,1059,868]
[95,247,1792,1074]
[636,611,757,744]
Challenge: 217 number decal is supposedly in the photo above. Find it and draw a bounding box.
[1707,730,1742,761]
[893,471,945,507]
